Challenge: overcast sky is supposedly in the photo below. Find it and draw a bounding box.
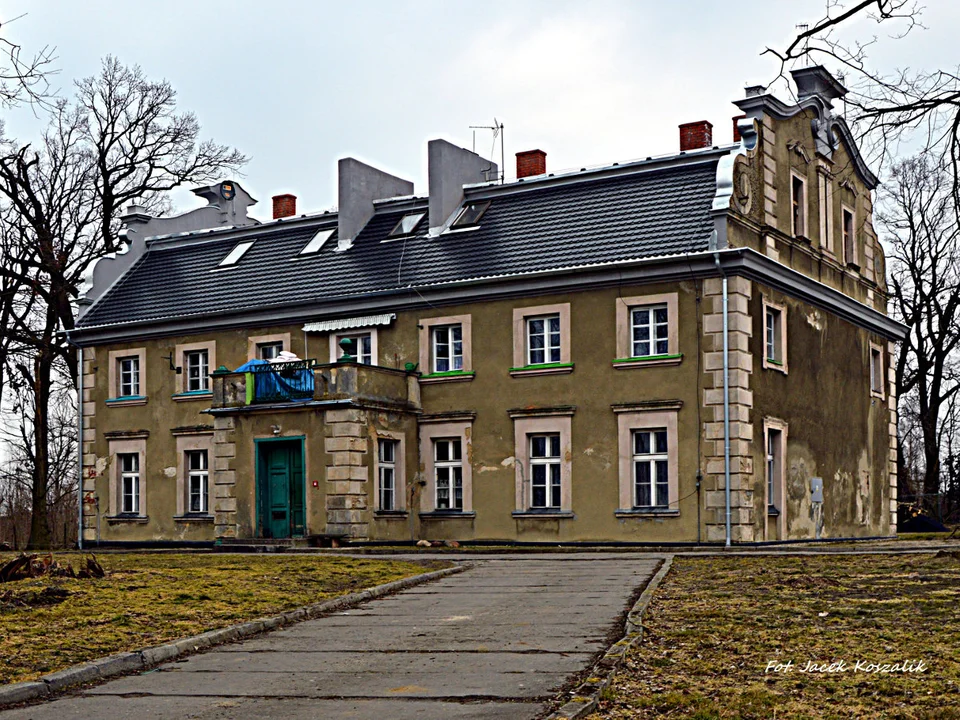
[2,1,957,219]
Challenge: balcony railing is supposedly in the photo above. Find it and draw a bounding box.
[246,360,317,404]
[211,359,420,412]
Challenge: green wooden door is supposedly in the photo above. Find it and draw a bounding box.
[259,441,305,539]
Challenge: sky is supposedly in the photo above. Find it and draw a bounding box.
[1,0,958,219]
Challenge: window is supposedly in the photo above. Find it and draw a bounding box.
[336,333,373,364]
[511,303,571,376]
[118,356,140,397]
[419,315,473,381]
[791,173,806,237]
[510,409,573,515]
[388,212,425,237]
[615,293,680,367]
[432,325,463,373]
[419,418,473,514]
[762,299,787,373]
[615,405,680,515]
[631,305,669,358]
[842,206,856,266]
[186,450,209,514]
[218,240,255,267]
[258,342,284,361]
[818,170,833,253]
[766,428,782,512]
[119,453,140,515]
[450,201,491,229]
[870,344,884,397]
[184,350,209,392]
[433,438,463,511]
[377,439,398,512]
[526,315,561,365]
[633,429,669,509]
[299,228,335,255]
[529,434,562,509]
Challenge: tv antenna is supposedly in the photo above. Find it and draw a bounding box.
[469,118,504,183]
[795,23,810,67]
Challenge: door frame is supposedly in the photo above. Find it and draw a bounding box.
[254,436,306,538]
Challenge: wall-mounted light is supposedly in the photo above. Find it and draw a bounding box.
[162,353,182,374]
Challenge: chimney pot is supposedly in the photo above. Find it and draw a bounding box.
[273,193,297,219]
[516,149,547,179]
[679,121,713,152]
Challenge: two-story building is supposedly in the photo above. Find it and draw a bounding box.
[70,66,905,546]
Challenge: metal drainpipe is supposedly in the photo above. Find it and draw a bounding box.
[76,346,84,550]
[714,253,732,548]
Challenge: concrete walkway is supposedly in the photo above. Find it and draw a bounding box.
[2,554,661,720]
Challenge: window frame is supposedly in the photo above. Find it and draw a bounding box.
[418,315,474,382]
[528,433,562,510]
[373,430,406,513]
[817,167,834,255]
[107,348,147,405]
[790,170,808,239]
[186,449,209,515]
[419,419,474,514]
[511,410,573,515]
[762,417,788,540]
[329,329,377,365]
[525,314,562,366]
[511,303,572,376]
[118,356,140,398]
[632,428,670,510]
[616,406,680,516]
[450,201,491,229]
[172,341,216,398]
[614,293,681,368]
[388,211,426,238]
[842,204,858,268]
[107,436,146,518]
[761,298,788,374]
[432,437,464,511]
[870,342,885,399]
[247,333,291,362]
[175,433,214,518]
[119,452,140,515]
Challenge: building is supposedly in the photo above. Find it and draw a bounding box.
[70,66,905,546]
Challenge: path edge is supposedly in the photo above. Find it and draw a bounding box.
[545,555,674,719]
[0,563,466,708]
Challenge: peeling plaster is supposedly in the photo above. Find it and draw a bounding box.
[163,466,177,478]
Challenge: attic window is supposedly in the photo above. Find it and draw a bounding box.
[218,241,255,267]
[299,228,335,255]
[388,212,425,237]
[451,201,491,229]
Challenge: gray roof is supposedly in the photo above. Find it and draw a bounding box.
[76,154,722,329]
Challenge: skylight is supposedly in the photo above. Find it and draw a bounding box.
[451,201,491,229]
[299,228,336,255]
[388,211,425,237]
[218,241,255,267]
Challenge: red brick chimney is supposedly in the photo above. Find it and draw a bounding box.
[679,121,713,152]
[272,193,297,219]
[732,115,747,142]
[516,149,547,179]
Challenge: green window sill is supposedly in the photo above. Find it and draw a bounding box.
[613,353,682,368]
[509,363,574,377]
[106,395,148,407]
[420,370,475,384]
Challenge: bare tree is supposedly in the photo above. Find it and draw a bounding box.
[0,57,246,549]
[878,156,960,502]
[0,13,56,108]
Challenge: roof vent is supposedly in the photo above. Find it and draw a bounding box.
[273,194,297,219]
[679,121,713,152]
[516,149,546,179]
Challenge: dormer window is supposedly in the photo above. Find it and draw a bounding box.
[218,241,254,267]
[388,212,425,238]
[791,173,806,238]
[451,201,491,229]
[299,228,335,255]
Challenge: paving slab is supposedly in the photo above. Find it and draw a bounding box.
[0,554,660,719]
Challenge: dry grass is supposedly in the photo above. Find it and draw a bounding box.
[0,552,439,685]
[592,553,960,720]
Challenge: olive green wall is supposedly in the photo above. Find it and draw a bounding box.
[749,282,892,538]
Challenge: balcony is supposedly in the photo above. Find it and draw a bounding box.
[211,360,420,413]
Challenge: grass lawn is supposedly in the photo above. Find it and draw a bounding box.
[0,552,442,685]
[592,552,960,720]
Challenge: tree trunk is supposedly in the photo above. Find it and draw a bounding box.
[27,347,53,550]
